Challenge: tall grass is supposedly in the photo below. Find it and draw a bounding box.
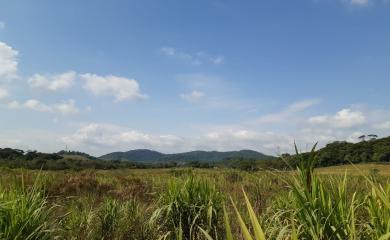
[365,177,390,239]
[287,145,360,239]
[60,199,95,240]
[0,152,389,240]
[202,145,390,240]
[151,177,224,240]
[0,174,54,240]
[98,198,120,239]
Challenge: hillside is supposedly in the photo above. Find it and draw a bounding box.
[99,149,274,163]
[58,150,98,160]
[100,149,164,162]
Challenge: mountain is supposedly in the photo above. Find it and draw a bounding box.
[99,149,274,163]
[99,149,164,162]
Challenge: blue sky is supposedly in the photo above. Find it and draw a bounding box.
[0,0,389,156]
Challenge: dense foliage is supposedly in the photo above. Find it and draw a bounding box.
[283,136,390,168]
[0,149,136,170]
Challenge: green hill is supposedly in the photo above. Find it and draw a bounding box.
[99,149,274,163]
[100,149,164,162]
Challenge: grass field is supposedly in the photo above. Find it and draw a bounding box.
[315,163,390,176]
[0,161,389,239]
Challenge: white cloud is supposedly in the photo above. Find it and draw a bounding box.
[373,121,390,130]
[0,41,18,80]
[308,108,366,128]
[22,99,52,112]
[61,123,305,155]
[52,99,79,115]
[62,123,183,154]
[7,99,79,115]
[160,47,224,66]
[180,90,205,102]
[28,71,76,91]
[255,99,320,124]
[0,87,9,99]
[201,128,295,153]
[80,73,147,102]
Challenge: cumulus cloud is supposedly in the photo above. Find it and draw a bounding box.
[160,47,224,66]
[28,71,76,91]
[0,87,9,99]
[80,73,147,102]
[0,41,18,80]
[308,108,366,128]
[180,90,205,102]
[61,122,312,155]
[62,123,182,154]
[7,99,79,115]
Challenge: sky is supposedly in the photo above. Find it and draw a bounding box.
[0,0,389,156]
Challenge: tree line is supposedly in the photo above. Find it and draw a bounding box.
[0,136,389,170]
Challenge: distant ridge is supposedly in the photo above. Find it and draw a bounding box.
[99,149,274,163]
[99,149,164,162]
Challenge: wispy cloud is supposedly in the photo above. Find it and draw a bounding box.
[0,21,5,30]
[255,99,320,124]
[180,90,205,102]
[160,47,224,66]
[348,0,370,6]
[7,99,79,115]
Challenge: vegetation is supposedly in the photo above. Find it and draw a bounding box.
[151,177,224,239]
[0,141,389,239]
[283,136,390,168]
[0,148,137,170]
[0,175,54,240]
[100,149,274,164]
[1,136,389,171]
